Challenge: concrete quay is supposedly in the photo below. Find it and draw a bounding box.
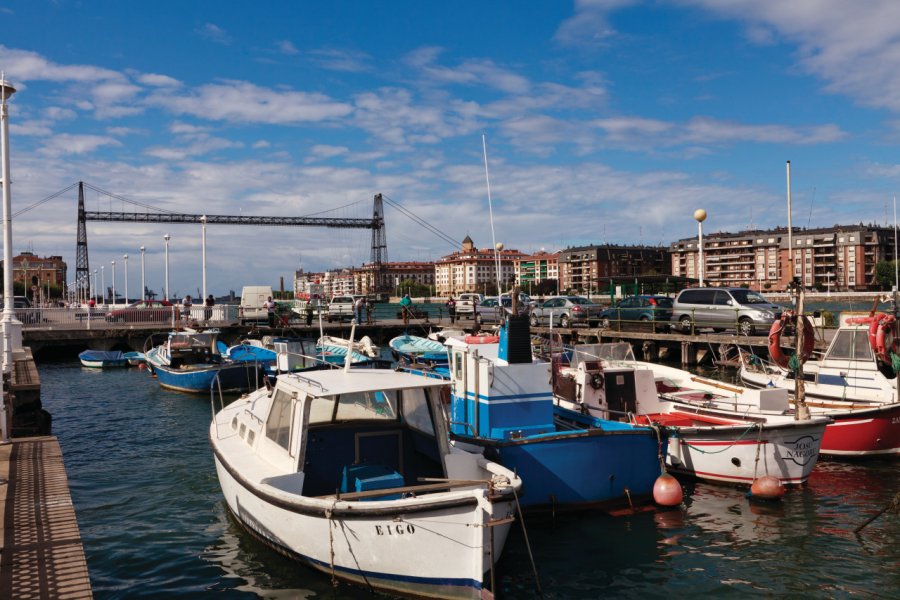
[0,436,92,599]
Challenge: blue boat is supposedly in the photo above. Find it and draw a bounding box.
[445,316,666,511]
[389,334,448,365]
[79,350,129,368]
[145,331,266,394]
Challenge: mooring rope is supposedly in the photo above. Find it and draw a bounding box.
[511,485,544,598]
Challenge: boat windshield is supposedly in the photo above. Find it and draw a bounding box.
[729,290,769,305]
[826,329,874,361]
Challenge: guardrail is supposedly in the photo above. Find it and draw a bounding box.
[13,305,238,330]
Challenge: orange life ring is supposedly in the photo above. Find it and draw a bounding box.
[768,311,815,369]
[465,334,500,344]
[873,314,897,362]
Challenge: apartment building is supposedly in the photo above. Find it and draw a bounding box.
[557,245,671,293]
[434,236,527,296]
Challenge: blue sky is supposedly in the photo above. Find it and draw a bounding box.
[2,0,900,298]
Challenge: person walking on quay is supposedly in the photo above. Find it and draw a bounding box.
[264,296,277,328]
[181,294,193,323]
[204,294,215,322]
[305,301,314,326]
[400,293,412,326]
[366,299,374,324]
[355,296,366,324]
[446,297,456,324]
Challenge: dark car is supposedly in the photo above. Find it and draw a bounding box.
[105,299,174,323]
[598,295,673,331]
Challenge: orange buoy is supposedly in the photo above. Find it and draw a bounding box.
[750,475,785,500]
[653,473,683,507]
[137,363,147,370]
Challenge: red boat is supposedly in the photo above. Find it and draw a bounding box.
[814,401,900,457]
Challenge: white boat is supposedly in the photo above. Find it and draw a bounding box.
[555,343,830,486]
[318,334,379,358]
[739,312,900,456]
[210,367,522,598]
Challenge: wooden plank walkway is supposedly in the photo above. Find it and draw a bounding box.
[0,436,92,599]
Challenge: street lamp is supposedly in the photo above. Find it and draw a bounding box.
[164,234,171,300]
[123,254,129,305]
[92,270,97,302]
[1,74,21,434]
[111,260,116,306]
[694,208,707,287]
[101,265,105,304]
[140,246,145,301]
[200,215,207,301]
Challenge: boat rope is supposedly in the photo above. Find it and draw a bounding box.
[650,423,668,474]
[326,501,337,587]
[854,490,900,533]
[678,422,762,454]
[752,423,764,480]
[511,485,544,598]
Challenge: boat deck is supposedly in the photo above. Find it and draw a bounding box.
[0,436,93,599]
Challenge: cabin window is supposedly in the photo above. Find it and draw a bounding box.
[402,388,436,436]
[853,331,873,361]
[454,352,463,379]
[336,390,398,421]
[308,395,336,425]
[827,330,872,361]
[265,389,294,450]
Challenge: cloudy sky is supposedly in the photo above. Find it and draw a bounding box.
[3,0,900,298]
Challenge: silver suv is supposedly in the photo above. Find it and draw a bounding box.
[673,288,782,335]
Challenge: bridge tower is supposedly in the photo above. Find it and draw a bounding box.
[75,181,90,298]
[370,193,388,293]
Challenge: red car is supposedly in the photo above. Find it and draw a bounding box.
[105,300,174,323]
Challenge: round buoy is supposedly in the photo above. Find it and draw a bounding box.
[137,363,147,370]
[653,473,683,507]
[750,475,785,500]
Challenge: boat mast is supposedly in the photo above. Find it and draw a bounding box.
[482,134,503,295]
[786,161,794,305]
[794,283,809,420]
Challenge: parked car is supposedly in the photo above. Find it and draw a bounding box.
[528,295,602,328]
[474,296,530,325]
[672,287,783,335]
[455,293,484,318]
[105,299,174,323]
[598,295,673,330]
[327,295,364,322]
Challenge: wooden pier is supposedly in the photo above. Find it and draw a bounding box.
[0,436,93,599]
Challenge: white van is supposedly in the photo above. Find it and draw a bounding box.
[240,286,273,324]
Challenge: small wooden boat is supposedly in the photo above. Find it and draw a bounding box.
[79,350,129,369]
[210,365,522,598]
[389,334,448,364]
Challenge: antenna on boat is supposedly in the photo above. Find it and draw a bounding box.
[483,134,503,295]
[786,161,794,307]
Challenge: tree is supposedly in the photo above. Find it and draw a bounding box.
[874,260,897,290]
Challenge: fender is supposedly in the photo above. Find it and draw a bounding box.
[768,311,815,369]
[465,335,500,344]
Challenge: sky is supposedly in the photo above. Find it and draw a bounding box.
[3,0,900,298]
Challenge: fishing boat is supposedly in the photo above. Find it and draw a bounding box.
[145,331,266,394]
[739,312,900,456]
[389,333,448,365]
[445,316,668,510]
[78,350,129,369]
[209,366,522,598]
[555,343,830,485]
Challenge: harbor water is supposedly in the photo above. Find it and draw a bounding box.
[40,359,900,599]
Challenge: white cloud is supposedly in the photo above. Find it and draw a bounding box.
[37,134,122,157]
[151,80,353,124]
[554,0,640,47]
[198,23,232,45]
[144,136,243,161]
[309,48,372,73]
[277,40,299,55]
[137,73,182,87]
[305,145,350,163]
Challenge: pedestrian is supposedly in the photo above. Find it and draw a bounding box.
[305,301,314,326]
[204,294,215,322]
[399,293,412,326]
[181,294,193,322]
[446,297,456,324]
[355,296,366,323]
[366,299,373,324]
[264,296,277,327]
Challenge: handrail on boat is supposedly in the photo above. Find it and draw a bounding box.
[316,478,496,501]
[209,371,226,439]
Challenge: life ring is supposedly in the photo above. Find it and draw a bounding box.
[873,314,897,363]
[590,372,605,390]
[465,335,500,344]
[768,311,815,369]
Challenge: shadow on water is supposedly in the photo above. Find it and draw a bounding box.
[35,358,900,599]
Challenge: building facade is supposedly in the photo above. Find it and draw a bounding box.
[353,261,435,297]
[670,224,896,291]
[0,251,68,303]
[434,236,528,296]
[557,245,670,293]
[514,251,560,294]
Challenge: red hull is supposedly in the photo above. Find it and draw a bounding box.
[819,403,900,457]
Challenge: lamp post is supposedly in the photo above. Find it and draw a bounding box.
[100,266,105,305]
[140,246,145,301]
[111,260,116,306]
[92,270,97,302]
[164,233,170,300]
[200,215,207,301]
[123,254,129,305]
[1,74,18,442]
[694,208,707,287]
